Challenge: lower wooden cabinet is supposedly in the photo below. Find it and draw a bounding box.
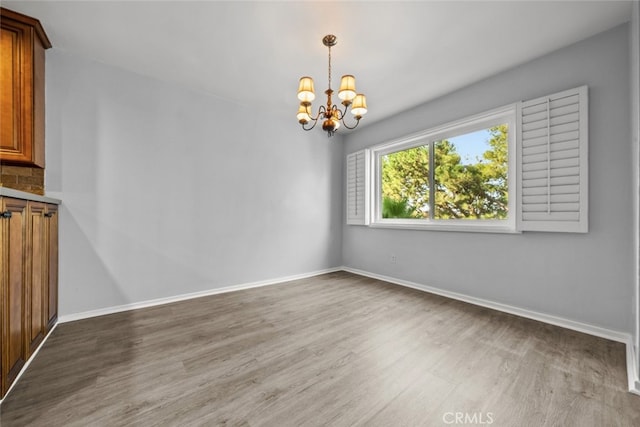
[0,197,28,399]
[46,203,58,330]
[0,196,58,398]
[26,202,46,355]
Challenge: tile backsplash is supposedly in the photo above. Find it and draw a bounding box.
[0,164,45,195]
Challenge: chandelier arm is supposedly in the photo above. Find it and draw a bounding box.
[334,105,348,120]
[340,115,361,130]
[301,117,320,131]
[308,111,321,121]
[316,105,328,119]
[301,105,329,131]
[336,104,361,129]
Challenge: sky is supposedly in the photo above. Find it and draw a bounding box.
[446,128,493,164]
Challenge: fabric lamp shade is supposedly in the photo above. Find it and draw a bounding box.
[351,94,368,116]
[297,77,316,103]
[338,75,357,101]
[297,104,311,123]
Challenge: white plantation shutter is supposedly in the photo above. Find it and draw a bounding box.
[517,86,588,232]
[346,149,369,225]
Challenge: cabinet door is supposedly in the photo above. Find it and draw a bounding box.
[0,18,36,165]
[1,197,28,396]
[46,204,58,330]
[26,201,46,355]
[0,9,49,167]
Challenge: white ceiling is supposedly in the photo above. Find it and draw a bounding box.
[3,1,633,127]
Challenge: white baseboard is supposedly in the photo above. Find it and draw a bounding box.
[58,267,341,324]
[0,322,59,404]
[342,266,629,343]
[341,266,640,393]
[627,341,640,395]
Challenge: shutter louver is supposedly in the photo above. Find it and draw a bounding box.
[346,150,369,225]
[517,86,588,232]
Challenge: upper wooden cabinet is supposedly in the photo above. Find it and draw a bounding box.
[0,7,51,168]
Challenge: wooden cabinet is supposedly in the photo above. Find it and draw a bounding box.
[46,203,58,330]
[26,202,46,355]
[0,8,51,168]
[0,196,58,398]
[0,197,28,398]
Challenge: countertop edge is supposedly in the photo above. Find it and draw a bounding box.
[0,187,62,204]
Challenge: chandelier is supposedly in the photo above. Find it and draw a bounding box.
[296,34,368,137]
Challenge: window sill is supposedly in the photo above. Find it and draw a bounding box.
[369,220,520,234]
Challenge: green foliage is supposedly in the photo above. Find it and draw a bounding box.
[381,125,508,220]
[382,197,413,218]
[381,145,430,218]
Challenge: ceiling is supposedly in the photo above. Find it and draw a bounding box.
[3,1,633,128]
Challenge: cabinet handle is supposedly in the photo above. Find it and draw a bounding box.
[44,212,54,218]
[1,211,12,219]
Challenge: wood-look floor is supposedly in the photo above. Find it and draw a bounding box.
[1,272,638,426]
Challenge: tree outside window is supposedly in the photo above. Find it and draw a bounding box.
[381,125,508,220]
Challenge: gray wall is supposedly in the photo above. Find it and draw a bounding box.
[343,24,632,334]
[45,50,344,316]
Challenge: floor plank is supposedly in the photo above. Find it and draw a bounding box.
[1,272,638,426]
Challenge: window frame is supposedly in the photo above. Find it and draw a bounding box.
[370,105,518,233]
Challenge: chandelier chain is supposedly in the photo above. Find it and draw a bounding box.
[327,45,332,91]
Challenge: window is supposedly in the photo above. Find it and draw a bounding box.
[372,106,517,232]
[345,85,588,233]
